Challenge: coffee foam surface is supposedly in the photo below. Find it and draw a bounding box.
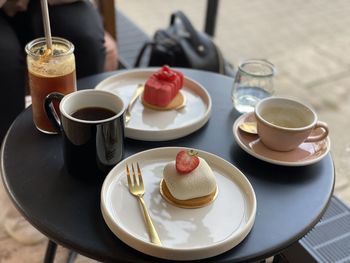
[261,106,311,128]
[27,44,75,77]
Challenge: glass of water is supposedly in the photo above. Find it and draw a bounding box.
[232,59,275,113]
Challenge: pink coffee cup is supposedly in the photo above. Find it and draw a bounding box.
[255,97,329,152]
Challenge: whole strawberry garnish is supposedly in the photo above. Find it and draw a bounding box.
[176,150,200,174]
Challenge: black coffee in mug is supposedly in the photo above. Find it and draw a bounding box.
[72,107,116,121]
[44,90,125,181]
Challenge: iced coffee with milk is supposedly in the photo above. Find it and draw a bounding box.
[25,37,76,134]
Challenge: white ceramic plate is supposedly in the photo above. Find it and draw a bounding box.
[233,113,331,166]
[101,147,256,261]
[95,69,212,141]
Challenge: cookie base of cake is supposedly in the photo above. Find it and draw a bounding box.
[159,179,218,209]
[142,91,186,111]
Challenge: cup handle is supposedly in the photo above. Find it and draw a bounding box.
[305,121,329,143]
[44,92,65,133]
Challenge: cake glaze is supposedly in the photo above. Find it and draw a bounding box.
[143,66,184,107]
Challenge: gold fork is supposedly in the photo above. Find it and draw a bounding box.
[126,162,162,245]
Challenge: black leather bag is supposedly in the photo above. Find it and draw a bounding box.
[134,11,234,76]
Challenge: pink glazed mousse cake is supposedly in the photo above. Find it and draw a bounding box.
[142,66,184,109]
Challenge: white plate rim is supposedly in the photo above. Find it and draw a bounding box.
[100,147,257,260]
[94,69,212,141]
[233,113,331,166]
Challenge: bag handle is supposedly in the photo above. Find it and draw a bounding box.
[170,11,203,53]
[134,42,155,67]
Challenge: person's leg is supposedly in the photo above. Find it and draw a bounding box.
[0,11,25,142]
[0,13,45,245]
[28,0,106,78]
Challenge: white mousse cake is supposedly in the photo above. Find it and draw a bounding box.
[160,150,218,208]
[163,158,216,200]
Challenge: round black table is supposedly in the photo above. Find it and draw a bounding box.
[1,69,335,263]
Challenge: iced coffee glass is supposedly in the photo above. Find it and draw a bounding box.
[25,37,76,134]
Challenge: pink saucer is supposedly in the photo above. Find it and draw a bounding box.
[233,113,331,166]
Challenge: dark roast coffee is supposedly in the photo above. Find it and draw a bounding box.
[71,107,116,121]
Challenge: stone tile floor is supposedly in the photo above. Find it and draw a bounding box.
[1,0,349,262]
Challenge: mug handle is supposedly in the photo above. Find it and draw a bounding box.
[44,92,65,133]
[305,121,329,142]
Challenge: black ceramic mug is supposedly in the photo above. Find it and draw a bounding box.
[45,90,125,181]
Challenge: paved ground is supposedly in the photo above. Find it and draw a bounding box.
[0,1,349,262]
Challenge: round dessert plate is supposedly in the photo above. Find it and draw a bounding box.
[95,69,212,141]
[233,112,331,166]
[101,147,256,261]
